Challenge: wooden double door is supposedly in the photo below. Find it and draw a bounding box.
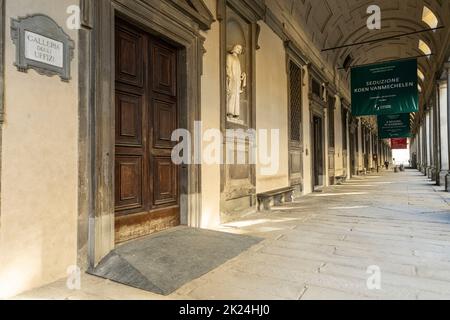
[114,18,180,243]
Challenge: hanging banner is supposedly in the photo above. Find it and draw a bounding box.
[351,59,419,116]
[378,113,411,139]
[391,138,408,150]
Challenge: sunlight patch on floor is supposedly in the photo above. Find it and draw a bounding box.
[328,206,370,210]
[312,192,369,197]
[337,184,377,187]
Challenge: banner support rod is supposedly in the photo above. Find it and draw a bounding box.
[338,54,433,70]
[322,26,444,52]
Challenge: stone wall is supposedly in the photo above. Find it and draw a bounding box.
[0,0,79,298]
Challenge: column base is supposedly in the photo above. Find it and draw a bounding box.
[446,173,450,192]
[418,164,425,174]
[427,167,433,179]
[439,170,449,187]
[430,167,438,181]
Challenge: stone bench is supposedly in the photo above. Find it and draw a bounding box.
[357,169,367,176]
[335,175,347,185]
[257,187,295,211]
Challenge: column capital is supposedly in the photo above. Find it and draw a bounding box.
[438,79,448,89]
[302,62,311,71]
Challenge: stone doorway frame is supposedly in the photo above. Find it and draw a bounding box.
[78,0,206,269]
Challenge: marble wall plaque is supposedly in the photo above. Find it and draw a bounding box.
[11,14,74,81]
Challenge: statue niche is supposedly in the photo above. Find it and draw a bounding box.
[226,44,247,119]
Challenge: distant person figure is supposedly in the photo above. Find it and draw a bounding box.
[384,161,389,170]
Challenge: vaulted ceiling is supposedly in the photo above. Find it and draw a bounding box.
[276,0,450,120]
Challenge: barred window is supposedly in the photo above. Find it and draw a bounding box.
[312,78,321,97]
[289,61,302,142]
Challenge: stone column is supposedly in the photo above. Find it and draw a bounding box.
[346,110,351,179]
[334,95,344,177]
[418,125,423,172]
[362,125,367,172]
[375,137,379,171]
[302,65,312,195]
[445,65,450,190]
[434,85,441,184]
[431,103,437,181]
[423,120,428,175]
[435,90,440,182]
[448,65,450,167]
[324,104,330,187]
[357,119,363,173]
[438,81,449,185]
[368,130,373,171]
[375,134,379,170]
[415,134,419,169]
[426,111,432,177]
[429,107,435,179]
[410,136,416,168]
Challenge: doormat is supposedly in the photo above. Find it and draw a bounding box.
[88,227,262,296]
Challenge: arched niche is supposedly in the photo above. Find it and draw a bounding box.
[217,0,263,222]
[226,13,249,124]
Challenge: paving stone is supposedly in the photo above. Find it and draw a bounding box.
[300,286,371,300]
[259,245,416,277]
[320,263,450,296]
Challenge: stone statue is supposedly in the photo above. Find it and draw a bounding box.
[226,44,247,119]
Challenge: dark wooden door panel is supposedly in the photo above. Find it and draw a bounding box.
[151,42,176,96]
[115,91,143,147]
[114,18,180,243]
[115,156,144,212]
[116,23,144,87]
[153,156,178,206]
[153,98,177,149]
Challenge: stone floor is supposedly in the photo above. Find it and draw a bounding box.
[14,170,450,300]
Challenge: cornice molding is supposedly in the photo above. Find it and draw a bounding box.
[171,0,215,30]
[264,7,286,41]
[217,0,265,23]
[80,0,94,29]
[284,40,308,66]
